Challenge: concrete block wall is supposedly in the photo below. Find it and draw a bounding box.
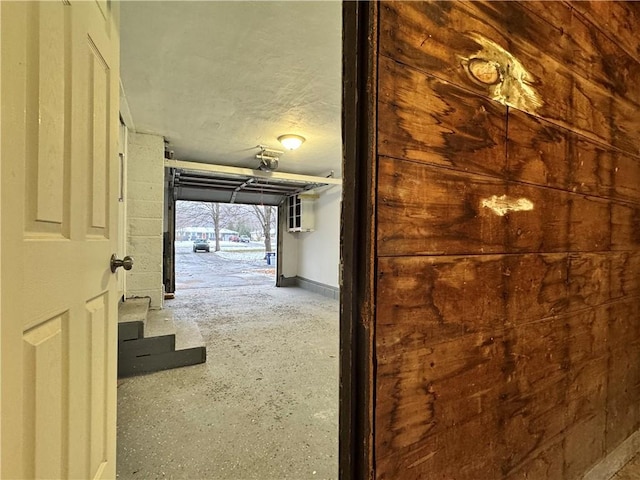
[126,132,164,308]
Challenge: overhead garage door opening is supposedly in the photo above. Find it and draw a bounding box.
[162,162,342,295]
[174,201,279,291]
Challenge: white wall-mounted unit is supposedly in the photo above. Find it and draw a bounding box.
[288,193,316,232]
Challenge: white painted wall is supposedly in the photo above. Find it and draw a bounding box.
[126,132,164,308]
[281,225,299,280]
[297,186,341,288]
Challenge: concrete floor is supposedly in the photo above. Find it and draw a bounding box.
[117,246,339,479]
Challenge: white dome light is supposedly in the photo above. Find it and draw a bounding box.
[278,134,305,150]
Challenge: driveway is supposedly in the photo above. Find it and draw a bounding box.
[175,241,275,290]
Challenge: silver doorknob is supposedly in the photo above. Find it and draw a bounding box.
[110,254,133,273]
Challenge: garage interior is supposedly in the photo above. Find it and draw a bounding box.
[116,1,342,479]
[114,1,640,480]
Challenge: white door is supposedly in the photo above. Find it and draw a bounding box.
[1,1,120,479]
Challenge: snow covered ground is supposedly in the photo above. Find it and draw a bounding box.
[175,240,272,263]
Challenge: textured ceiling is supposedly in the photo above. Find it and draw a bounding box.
[120,1,343,177]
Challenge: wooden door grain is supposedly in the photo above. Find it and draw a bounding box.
[366,1,640,479]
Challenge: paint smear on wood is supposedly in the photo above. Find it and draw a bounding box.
[482,194,534,216]
[462,33,543,113]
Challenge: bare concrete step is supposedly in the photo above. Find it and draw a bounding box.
[145,309,176,338]
[173,314,205,351]
[146,308,205,350]
[118,297,150,324]
[117,304,207,377]
[118,347,206,377]
[119,335,175,357]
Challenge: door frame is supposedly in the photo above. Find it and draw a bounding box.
[340,2,377,479]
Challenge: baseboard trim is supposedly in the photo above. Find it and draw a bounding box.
[583,429,640,480]
[294,276,340,300]
[278,275,298,287]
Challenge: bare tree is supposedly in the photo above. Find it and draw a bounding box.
[205,203,221,251]
[176,201,240,252]
[251,205,276,252]
[177,201,276,251]
[175,201,208,229]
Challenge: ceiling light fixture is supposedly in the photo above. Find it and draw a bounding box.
[278,134,305,151]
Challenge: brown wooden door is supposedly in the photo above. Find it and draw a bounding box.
[344,2,640,479]
[1,2,121,478]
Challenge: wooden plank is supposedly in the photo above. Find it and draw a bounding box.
[566,358,608,422]
[375,329,506,445]
[563,412,607,480]
[377,157,507,256]
[378,157,615,256]
[504,439,564,480]
[570,1,640,65]
[498,307,607,475]
[377,255,507,345]
[508,97,640,204]
[372,2,640,479]
[379,1,640,155]
[607,299,640,350]
[378,56,507,178]
[606,300,640,454]
[567,253,610,310]
[506,109,570,190]
[376,407,502,480]
[499,377,569,475]
[503,319,569,400]
[378,0,571,120]
[521,2,640,105]
[610,252,640,299]
[377,252,617,337]
[375,304,612,479]
[613,152,640,204]
[611,203,640,251]
[503,254,569,324]
[606,343,640,454]
[378,254,571,333]
[378,62,640,206]
[507,108,614,200]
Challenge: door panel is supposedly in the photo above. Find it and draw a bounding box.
[23,315,65,480]
[1,2,120,479]
[25,1,70,238]
[88,293,109,478]
[89,37,110,232]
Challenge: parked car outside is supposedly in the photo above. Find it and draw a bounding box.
[240,235,250,243]
[229,235,240,242]
[193,239,210,252]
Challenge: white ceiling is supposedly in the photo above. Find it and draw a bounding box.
[120,1,343,178]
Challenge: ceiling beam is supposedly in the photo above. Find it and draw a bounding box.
[165,159,342,186]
